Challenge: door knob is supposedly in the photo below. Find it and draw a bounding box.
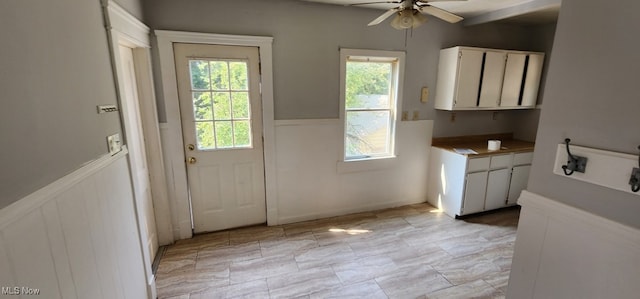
[188,157,197,164]
[187,144,195,151]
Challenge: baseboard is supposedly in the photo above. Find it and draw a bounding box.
[277,199,426,225]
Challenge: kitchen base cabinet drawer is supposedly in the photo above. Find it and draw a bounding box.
[467,157,490,172]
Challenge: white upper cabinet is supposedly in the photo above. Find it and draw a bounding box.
[434,46,545,111]
[478,51,507,108]
[500,53,527,107]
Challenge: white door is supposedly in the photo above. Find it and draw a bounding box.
[173,43,266,233]
[118,45,159,260]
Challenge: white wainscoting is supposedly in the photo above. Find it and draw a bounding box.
[507,190,640,299]
[0,150,149,298]
[274,119,433,224]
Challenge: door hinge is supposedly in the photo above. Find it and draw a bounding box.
[258,62,262,75]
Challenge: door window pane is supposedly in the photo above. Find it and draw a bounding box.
[215,121,233,148]
[196,121,215,150]
[189,59,253,150]
[189,60,211,90]
[230,62,248,90]
[232,92,250,119]
[233,120,251,147]
[213,92,232,120]
[210,61,229,90]
[192,92,213,120]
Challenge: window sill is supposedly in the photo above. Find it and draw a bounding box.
[336,156,397,174]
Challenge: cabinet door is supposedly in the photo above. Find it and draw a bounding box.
[462,171,487,215]
[478,51,506,108]
[455,49,484,108]
[508,165,531,205]
[520,54,544,107]
[484,168,511,210]
[500,53,526,107]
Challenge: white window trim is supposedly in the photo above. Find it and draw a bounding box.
[338,48,406,166]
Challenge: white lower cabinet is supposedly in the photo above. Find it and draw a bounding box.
[427,148,533,218]
[484,168,511,210]
[463,171,488,214]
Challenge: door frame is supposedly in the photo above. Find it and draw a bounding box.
[105,1,171,298]
[155,30,277,240]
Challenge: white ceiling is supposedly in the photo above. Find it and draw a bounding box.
[302,0,560,25]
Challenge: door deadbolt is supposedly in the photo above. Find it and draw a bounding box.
[187,144,195,151]
[188,157,197,164]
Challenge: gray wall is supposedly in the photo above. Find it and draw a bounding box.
[0,0,125,208]
[145,0,553,141]
[528,0,640,229]
[114,0,144,20]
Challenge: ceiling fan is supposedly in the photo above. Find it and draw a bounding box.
[351,0,466,30]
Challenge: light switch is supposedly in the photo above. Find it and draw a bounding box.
[420,87,429,103]
[107,133,121,155]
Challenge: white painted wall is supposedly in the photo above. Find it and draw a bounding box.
[0,151,150,298]
[274,120,433,224]
[507,191,640,298]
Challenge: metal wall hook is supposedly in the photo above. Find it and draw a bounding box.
[630,145,640,192]
[562,138,588,176]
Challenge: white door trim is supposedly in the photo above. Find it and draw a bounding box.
[155,30,278,240]
[105,2,171,298]
[106,2,173,247]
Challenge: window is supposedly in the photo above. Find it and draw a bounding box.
[189,59,252,150]
[340,49,405,161]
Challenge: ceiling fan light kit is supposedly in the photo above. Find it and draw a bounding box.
[390,9,428,29]
[354,0,465,30]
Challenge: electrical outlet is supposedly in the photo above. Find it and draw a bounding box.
[492,112,499,120]
[420,87,429,103]
[413,111,419,120]
[107,133,121,155]
[450,112,456,122]
[401,111,409,121]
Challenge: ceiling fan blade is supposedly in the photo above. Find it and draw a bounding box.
[416,0,467,3]
[420,5,463,23]
[368,8,401,26]
[348,1,402,6]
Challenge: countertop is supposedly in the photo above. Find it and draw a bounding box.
[432,133,535,157]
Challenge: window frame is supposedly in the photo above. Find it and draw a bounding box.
[339,48,405,163]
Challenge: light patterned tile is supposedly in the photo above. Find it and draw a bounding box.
[260,232,318,257]
[229,254,299,284]
[190,278,270,299]
[267,267,341,298]
[196,241,261,270]
[295,243,356,269]
[157,251,197,274]
[432,254,502,285]
[154,203,520,299]
[310,279,388,299]
[425,279,504,299]
[156,268,229,298]
[375,264,452,298]
[229,225,285,245]
[331,255,398,284]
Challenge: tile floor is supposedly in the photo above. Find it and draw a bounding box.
[155,203,520,299]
